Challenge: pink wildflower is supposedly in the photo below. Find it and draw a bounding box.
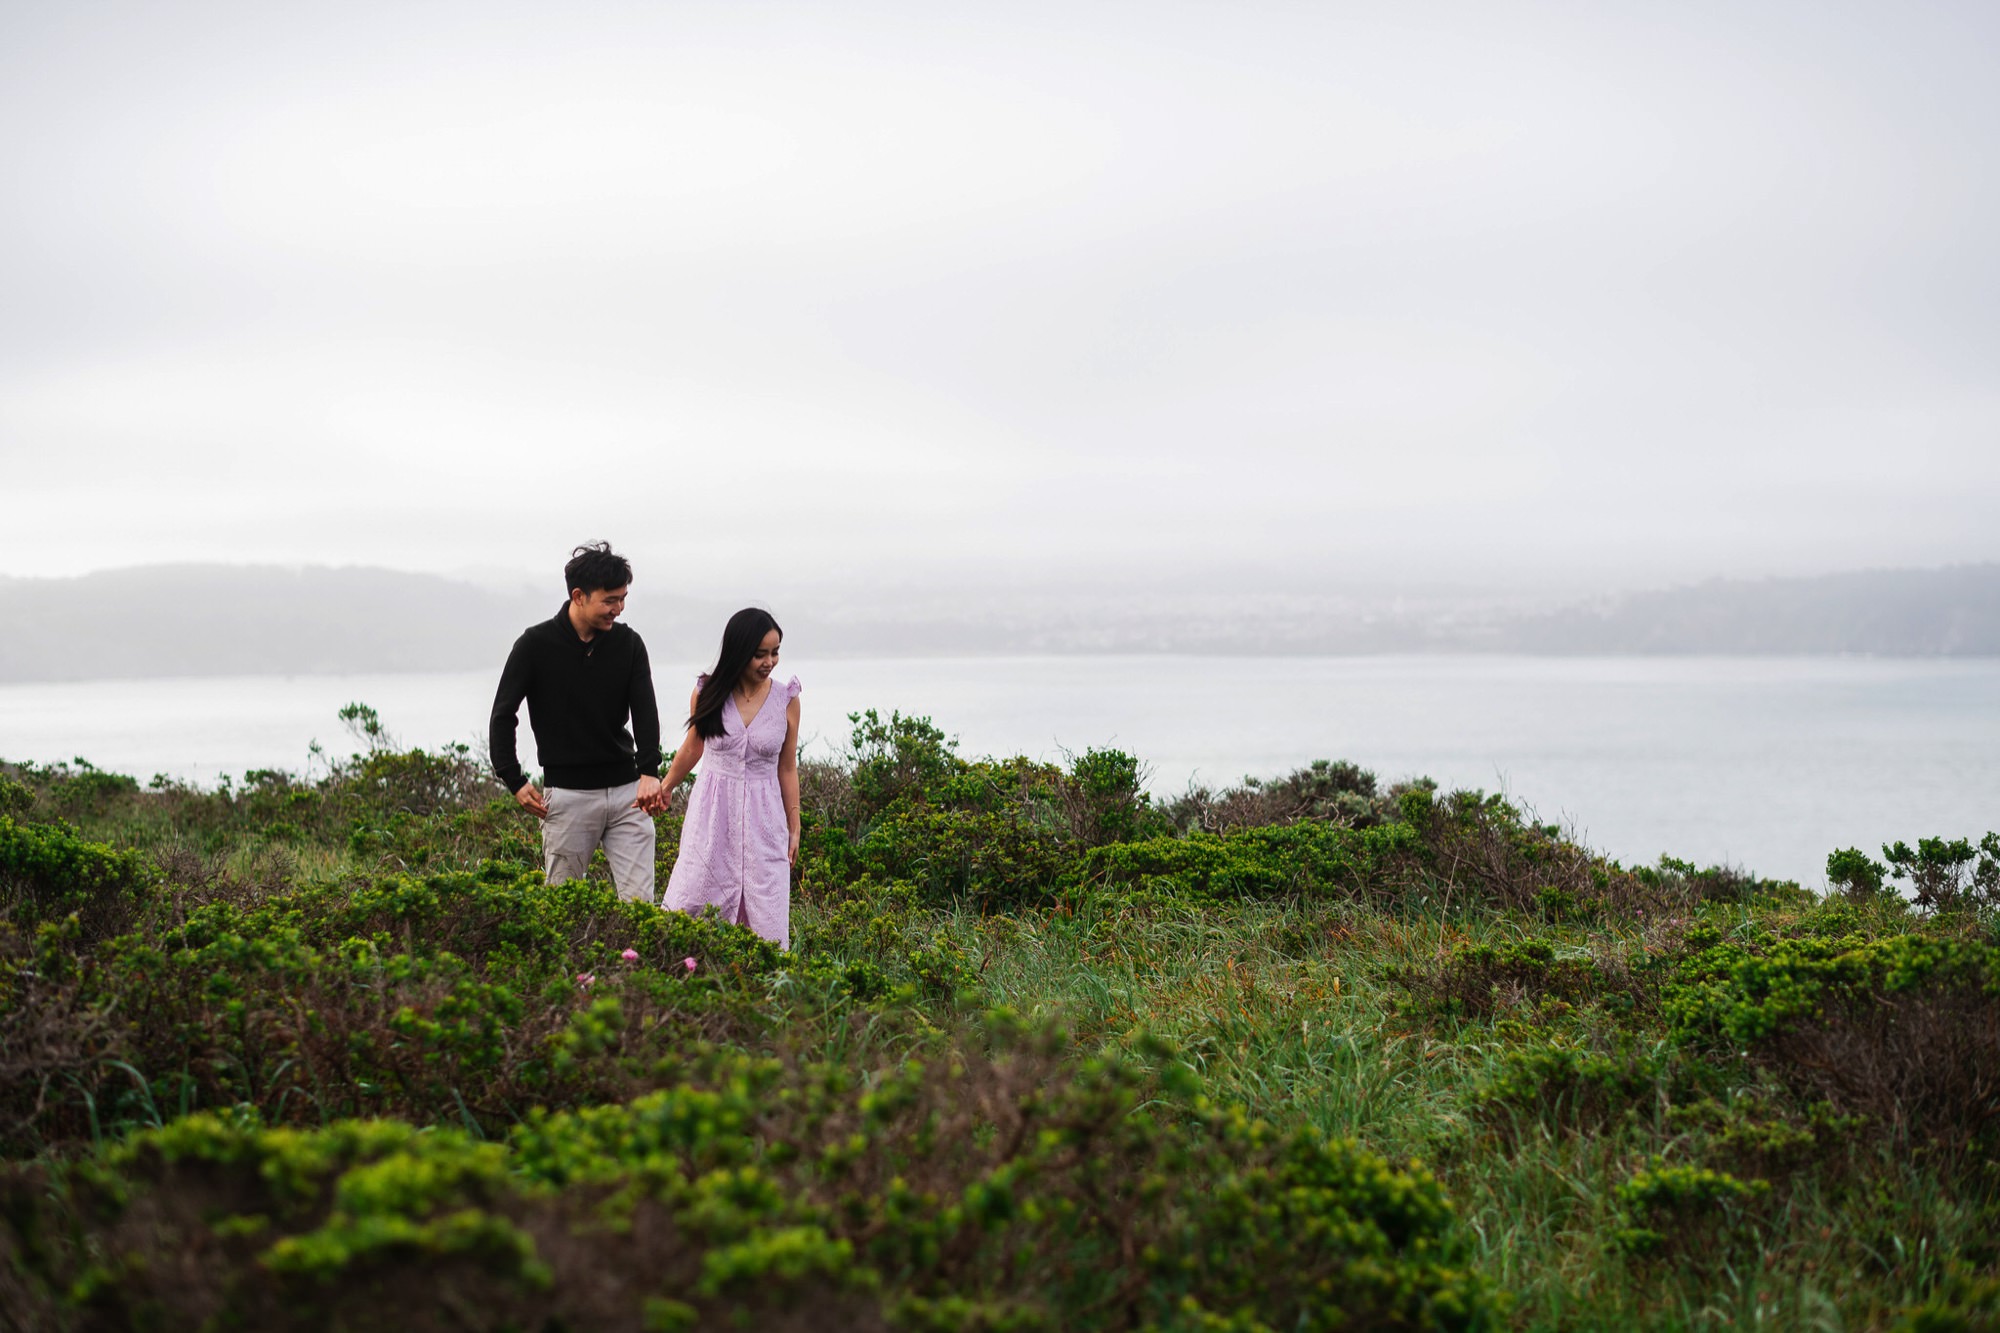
[620,948,639,963]
[683,957,698,973]
[576,972,595,988]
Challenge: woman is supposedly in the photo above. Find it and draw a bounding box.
[653,608,801,947]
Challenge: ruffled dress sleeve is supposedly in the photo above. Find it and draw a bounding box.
[781,676,802,702]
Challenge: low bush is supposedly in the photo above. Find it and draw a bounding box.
[0,816,155,941]
[1473,1041,1671,1134]
[0,919,122,1150]
[2,1027,1501,1332]
[1826,836,2000,914]
[12,712,2000,1327]
[1626,855,1781,908]
[1664,1094,1856,1180]
[1394,939,1602,1021]
[1163,759,1397,834]
[1387,789,1735,919]
[0,863,862,1153]
[853,805,1075,910]
[845,709,962,824]
[2,724,502,864]
[1612,1162,1770,1266]
[0,775,34,818]
[1078,820,1416,906]
[1474,1044,1853,1181]
[1894,1272,2000,1333]
[792,877,977,1002]
[1885,835,2000,914]
[1062,746,1168,846]
[1665,932,2000,1152]
[1828,846,1891,901]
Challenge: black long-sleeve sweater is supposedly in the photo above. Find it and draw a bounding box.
[489,604,662,793]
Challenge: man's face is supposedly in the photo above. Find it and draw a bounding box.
[571,586,627,634]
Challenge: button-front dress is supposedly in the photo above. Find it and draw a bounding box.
[662,675,800,948]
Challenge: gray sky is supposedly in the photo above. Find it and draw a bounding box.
[3,0,1996,597]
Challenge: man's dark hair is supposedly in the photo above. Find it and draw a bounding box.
[564,541,633,596]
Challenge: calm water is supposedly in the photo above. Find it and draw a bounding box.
[3,656,1996,888]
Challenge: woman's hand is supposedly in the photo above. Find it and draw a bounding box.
[787,822,801,866]
[648,700,706,813]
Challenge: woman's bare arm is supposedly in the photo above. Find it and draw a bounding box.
[780,695,802,864]
[645,689,706,809]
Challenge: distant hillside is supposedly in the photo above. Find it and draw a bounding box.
[0,566,717,683]
[0,562,1994,682]
[1502,565,2000,656]
[790,566,2000,657]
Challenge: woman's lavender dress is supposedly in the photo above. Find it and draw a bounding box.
[663,675,799,947]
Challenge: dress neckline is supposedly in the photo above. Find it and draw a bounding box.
[728,681,775,732]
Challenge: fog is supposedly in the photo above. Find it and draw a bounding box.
[3,0,1997,600]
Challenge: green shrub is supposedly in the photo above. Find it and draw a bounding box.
[1080,821,1414,905]
[1065,746,1164,846]
[0,776,34,819]
[1162,760,1392,834]
[0,706,505,867]
[1664,1094,1856,1180]
[1894,1272,2000,1333]
[1392,788,1681,916]
[1828,846,1890,900]
[13,760,142,819]
[1666,932,2000,1151]
[344,744,495,819]
[1884,834,2000,914]
[1474,1041,1670,1133]
[0,816,155,939]
[857,805,1075,909]
[14,717,1999,1326]
[794,878,977,1001]
[1790,896,1902,940]
[848,710,962,820]
[1396,939,1607,1021]
[1638,854,1778,905]
[1,865,840,1152]
[4,1032,1500,1331]
[1612,1162,1769,1264]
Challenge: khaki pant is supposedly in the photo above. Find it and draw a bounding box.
[543,782,657,903]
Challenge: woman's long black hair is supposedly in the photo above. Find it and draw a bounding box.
[689,607,783,739]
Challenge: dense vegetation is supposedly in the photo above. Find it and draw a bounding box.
[2,707,1997,1330]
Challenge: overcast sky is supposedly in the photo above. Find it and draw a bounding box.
[2,0,1995,598]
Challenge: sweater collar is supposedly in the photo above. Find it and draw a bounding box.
[553,601,622,649]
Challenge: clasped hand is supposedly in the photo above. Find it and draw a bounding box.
[632,774,671,814]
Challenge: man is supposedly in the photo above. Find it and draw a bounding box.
[489,541,664,902]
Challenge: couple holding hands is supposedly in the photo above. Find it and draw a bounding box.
[488,542,801,947]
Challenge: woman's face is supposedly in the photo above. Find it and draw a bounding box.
[743,630,781,686]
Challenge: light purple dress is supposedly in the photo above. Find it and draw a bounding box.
[663,674,799,947]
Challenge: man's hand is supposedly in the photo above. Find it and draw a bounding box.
[633,774,665,813]
[514,783,549,818]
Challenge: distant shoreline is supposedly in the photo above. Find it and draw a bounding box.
[6,646,2000,688]
[2,561,1997,683]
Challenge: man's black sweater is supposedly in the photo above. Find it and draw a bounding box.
[489,605,662,793]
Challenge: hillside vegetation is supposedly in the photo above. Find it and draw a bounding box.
[2,709,1997,1331]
